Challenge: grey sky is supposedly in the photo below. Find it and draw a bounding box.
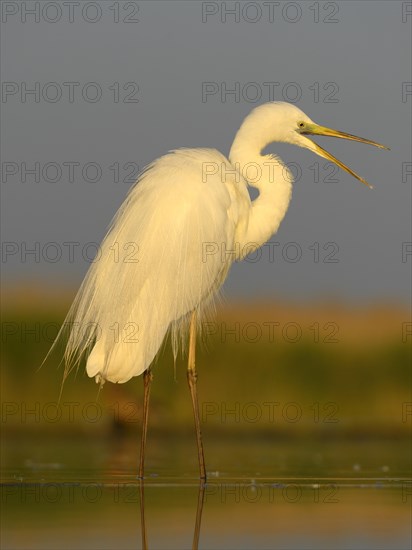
[1,1,411,305]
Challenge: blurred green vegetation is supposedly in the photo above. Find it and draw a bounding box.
[1,298,411,438]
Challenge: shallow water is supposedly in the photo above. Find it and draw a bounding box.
[2,436,411,549]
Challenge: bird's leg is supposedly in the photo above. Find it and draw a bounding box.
[138,367,153,479]
[187,311,207,480]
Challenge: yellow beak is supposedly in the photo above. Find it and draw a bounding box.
[302,123,390,189]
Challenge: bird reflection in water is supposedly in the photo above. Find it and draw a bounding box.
[138,480,206,550]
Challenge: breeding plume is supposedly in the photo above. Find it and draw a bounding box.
[60,102,388,479]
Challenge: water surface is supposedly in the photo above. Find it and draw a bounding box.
[2,435,410,549]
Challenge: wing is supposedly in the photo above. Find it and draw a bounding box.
[62,148,250,383]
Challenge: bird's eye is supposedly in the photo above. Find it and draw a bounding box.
[298,121,305,129]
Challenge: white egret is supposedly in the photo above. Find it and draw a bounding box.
[59,102,388,479]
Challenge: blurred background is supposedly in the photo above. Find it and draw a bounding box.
[1,1,411,549]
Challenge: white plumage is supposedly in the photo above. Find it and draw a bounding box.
[71,148,250,383]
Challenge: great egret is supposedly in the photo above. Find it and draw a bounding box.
[59,102,388,479]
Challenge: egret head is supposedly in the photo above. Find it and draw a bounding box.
[276,102,389,189]
[232,102,389,188]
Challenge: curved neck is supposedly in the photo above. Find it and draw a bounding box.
[229,109,293,251]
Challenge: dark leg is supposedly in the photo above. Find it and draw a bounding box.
[139,367,153,479]
[187,311,207,480]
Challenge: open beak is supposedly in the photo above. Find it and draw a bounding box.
[302,123,389,189]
